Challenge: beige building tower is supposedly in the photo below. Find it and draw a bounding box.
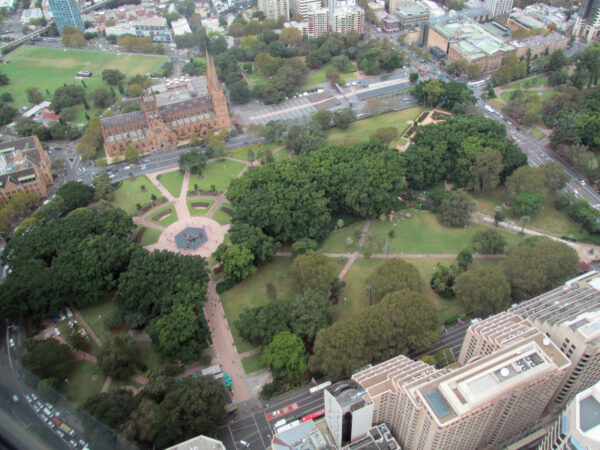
[460,272,600,413]
[354,332,570,450]
[258,0,290,20]
[538,379,600,450]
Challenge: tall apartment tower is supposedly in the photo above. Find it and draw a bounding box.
[483,0,513,17]
[331,1,364,36]
[460,272,600,413]
[574,0,600,41]
[288,0,321,19]
[324,381,374,447]
[48,0,84,33]
[205,52,231,130]
[305,5,329,38]
[258,0,290,20]
[354,333,570,450]
[538,380,600,450]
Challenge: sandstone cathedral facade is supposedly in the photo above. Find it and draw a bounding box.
[101,54,231,160]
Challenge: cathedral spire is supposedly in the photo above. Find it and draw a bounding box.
[206,51,219,93]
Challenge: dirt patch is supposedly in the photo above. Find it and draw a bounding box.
[221,207,235,217]
[152,209,173,222]
[192,202,209,209]
[128,177,137,182]
[134,227,146,243]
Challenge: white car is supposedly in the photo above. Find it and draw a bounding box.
[57,430,65,438]
[9,338,15,348]
[54,328,61,336]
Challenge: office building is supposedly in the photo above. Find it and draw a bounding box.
[171,17,192,36]
[394,1,429,29]
[0,136,53,204]
[324,381,374,447]
[101,54,231,161]
[574,0,600,41]
[270,420,327,449]
[167,435,225,449]
[539,380,600,450]
[388,0,403,16]
[331,1,364,36]
[133,17,172,42]
[341,424,400,449]
[48,0,83,33]
[258,0,290,20]
[288,0,321,20]
[483,0,513,17]
[461,272,600,413]
[354,332,570,450]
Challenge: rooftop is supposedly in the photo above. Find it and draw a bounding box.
[166,435,225,450]
[431,18,515,57]
[272,420,327,450]
[414,333,570,424]
[326,381,368,409]
[395,1,429,19]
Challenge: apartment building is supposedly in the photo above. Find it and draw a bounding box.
[460,272,600,415]
[0,136,53,204]
[331,1,364,36]
[539,380,600,450]
[258,0,290,20]
[354,333,570,450]
[47,0,83,33]
[483,0,513,17]
[574,0,600,41]
[324,381,374,447]
[306,5,328,38]
[288,0,321,20]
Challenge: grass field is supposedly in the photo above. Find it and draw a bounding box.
[242,354,265,374]
[187,198,215,216]
[466,187,591,239]
[246,70,269,87]
[326,107,423,144]
[158,170,184,197]
[149,204,178,227]
[0,46,166,121]
[78,298,122,346]
[212,203,234,225]
[303,62,357,90]
[504,75,548,90]
[112,176,161,215]
[229,143,279,161]
[190,160,245,192]
[137,226,161,246]
[62,360,106,405]
[500,90,555,103]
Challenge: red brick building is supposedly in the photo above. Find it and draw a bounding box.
[0,135,53,204]
[101,54,231,161]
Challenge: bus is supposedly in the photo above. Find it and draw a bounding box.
[309,381,331,394]
[301,408,325,422]
[468,80,486,88]
[277,420,300,433]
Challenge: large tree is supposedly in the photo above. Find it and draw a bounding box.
[21,339,74,387]
[262,331,308,379]
[179,149,206,174]
[505,166,547,200]
[366,259,422,302]
[97,335,139,379]
[468,147,504,193]
[438,192,474,228]
[219,243,256,282]
[309,320,370,380]
[228,223,279,264]
[290,251,337,294]
[472,229,507,254]
[55,181,95,212]
[454,266,511,316]
[501,238,578,300]
[154,377,228,449]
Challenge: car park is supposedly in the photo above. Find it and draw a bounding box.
[57,430,65,438]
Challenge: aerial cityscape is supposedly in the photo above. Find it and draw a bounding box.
[0,0,599,449]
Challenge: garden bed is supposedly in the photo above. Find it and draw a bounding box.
[152,209,173,221]
[191,202,210,209]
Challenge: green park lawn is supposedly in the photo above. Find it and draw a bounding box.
[136,226,161,246]
[111,176,161,215]
[229,143,279,161]
[190,160,245,192]
[504,75,548,90]
[500,89,555,103]
[78,297,122,346]
[220,256,347,353]
[212,203,234,225]
[0,46,166,123]
[242,354,266,374]
[326,107,423,144]
[61,360,106,405]
[324,210,521,255]
[246,70,269,87]
[149,204,178,227]
[303,62,357,90]
[158,170,184,197]
[187,198,215,217]
[467,187,592,239]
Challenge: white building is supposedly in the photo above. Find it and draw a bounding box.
[306,5,328,38]
[171,17,191,35]
[133,17,171,42]
[324,381,374,448]
[201,17,224,34]
[574,0,600,41]
[331,1,364,36]
[20,7,43,24]
[289,0,321,20]
[483,0,513,17]
[258,0,290,21]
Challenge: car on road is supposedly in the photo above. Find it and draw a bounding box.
[57,430,65,438]
[33,404,41,413]
[9,338,15,348]
[54,327,61,336]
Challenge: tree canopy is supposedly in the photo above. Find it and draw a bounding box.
[454,266,511,317]
[21,339,75,388]
[262,331,308,379]
[97,335,139,379]
[366,259,422,302]
[290,251,337,294]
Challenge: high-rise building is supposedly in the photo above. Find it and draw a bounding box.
[573,0,600,41]
[288,0,321,20]
[331,1,364,36]
[305,5,329,38]
[483,0,513,17]
[354,332,570,450]
[460,272,600,413]
[388,0,406,16]
[538,380,600,450]
[48,0,84,33]
[258,0,290,20]
[324,381,374,447]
